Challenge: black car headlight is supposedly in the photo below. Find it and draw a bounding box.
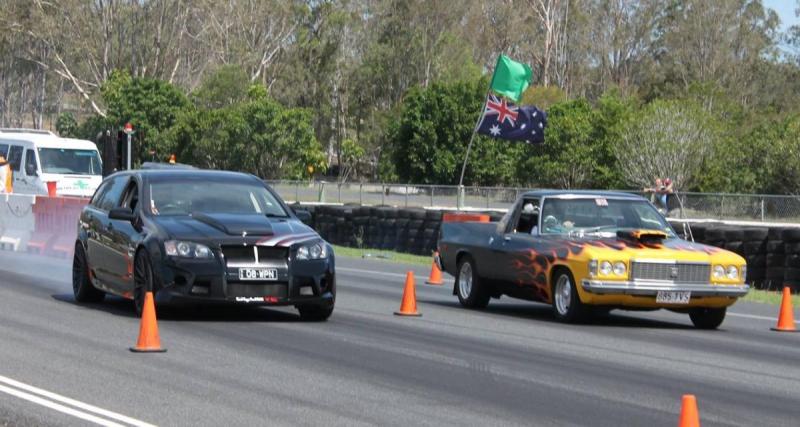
[164,240,214,259]
[296,242,328,260]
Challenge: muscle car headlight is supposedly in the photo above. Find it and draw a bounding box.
[165,240,214,259]
[613,262,627,276]
[599,261,613,276]
[713,265,725,279]
[296,242,327,260]
[726,265,739,280]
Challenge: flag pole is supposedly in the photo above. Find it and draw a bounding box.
[457,92,489,209]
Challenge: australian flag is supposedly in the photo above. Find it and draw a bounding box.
[476,94,547,144]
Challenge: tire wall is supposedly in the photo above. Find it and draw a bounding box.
[293,204,503,256]
[669,220,800,292]
[299,207,800,292]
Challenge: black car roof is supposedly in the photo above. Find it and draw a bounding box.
[520,189,645,200]
[107,168,261,184]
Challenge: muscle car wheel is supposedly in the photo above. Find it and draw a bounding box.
[689,307,726,329]
[456,256,490,309]
[133,251,155,316]
[551,270,587,323]
[72,243,105,303]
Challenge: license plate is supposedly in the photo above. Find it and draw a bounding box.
[656,291,691,304]
[238,268,278,281]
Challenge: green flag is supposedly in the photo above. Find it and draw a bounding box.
[489,55,532,102]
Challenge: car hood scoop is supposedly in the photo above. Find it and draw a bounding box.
[616,229,668,244]
[191,213,274,236]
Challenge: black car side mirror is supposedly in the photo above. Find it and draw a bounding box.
[109,207,136,222]
[294,209,312,224]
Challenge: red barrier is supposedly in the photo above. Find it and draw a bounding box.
[29,196,89,258]
[442,212,490,223]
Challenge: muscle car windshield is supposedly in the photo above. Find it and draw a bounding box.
[539,197,675,237]
[148,180,287,217]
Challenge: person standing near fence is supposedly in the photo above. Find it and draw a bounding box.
[0,154,12,194]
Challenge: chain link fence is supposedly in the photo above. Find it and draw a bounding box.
[266,180,800,223]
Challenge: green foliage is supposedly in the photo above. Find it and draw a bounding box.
[164,97,326,180]
[192,65,250,109]
[55,112,78,137]
[518,99,596,189]
[100,70,191,163]
[388,78,525,186]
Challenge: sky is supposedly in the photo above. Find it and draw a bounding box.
[764,0,797,33]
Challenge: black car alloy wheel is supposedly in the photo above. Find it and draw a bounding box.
[133,251,154,316]
[72,243,105,303]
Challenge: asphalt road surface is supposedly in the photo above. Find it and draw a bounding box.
[1,251,799,427]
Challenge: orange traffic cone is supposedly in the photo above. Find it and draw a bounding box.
[130,292,167,352]
[394,271,421,317]
[425,252,443,285]
[678,394,700,427]
[771,286,798,332]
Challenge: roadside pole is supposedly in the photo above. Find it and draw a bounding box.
[457,92,489,210]
[123,122,134,170]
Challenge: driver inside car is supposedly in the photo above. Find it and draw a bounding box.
[542,215,575,234]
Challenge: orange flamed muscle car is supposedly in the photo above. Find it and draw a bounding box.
[437,190,749,329]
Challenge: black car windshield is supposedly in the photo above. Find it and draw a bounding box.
[148,179,287,217]
[539,197,675,237]
[38,148,102,175]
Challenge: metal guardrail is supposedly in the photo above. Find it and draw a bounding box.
[265,180,800,223]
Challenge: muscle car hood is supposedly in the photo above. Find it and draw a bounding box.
[550,234,744,264]
[152,214,317,244]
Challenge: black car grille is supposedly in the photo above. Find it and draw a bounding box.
[221,245,288,265]
[630,262,710,284]
[228,283,288,298]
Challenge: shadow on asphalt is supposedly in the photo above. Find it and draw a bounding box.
[423,299,694,329]
[51,293,304,322]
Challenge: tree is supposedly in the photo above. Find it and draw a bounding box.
[388,78,525,186]
[99,70,191,163]
[191,65,250,109]
[517,99,597,189]
[165,96,326,180]
[55,112,78,137]
[614,99,713,190]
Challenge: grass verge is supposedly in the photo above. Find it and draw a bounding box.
[332,245,432,266]
[742,289,800,306]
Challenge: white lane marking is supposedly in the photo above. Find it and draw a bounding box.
[0,375,156,427]
[728,312,798,324]
[339,267,799,324]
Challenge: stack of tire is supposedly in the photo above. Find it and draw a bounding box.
[702,225,726,250]
[765,227,785,290]
[781,228,800,292]
[399,209,427,255]
[740,227,768,288]
[422,210,443,255]
[351,206,371,248]
[378,207,398,251]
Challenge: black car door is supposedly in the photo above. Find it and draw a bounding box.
[87,176,127,288]
[105,178,142,294]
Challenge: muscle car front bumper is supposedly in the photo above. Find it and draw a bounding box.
[581,279,749,297]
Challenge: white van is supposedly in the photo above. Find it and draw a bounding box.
[0,129,103,197]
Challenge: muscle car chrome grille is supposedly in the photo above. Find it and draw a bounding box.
[630,261,710,284]
[221,246,288,265]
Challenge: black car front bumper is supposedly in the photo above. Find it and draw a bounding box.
[154,254,335,308]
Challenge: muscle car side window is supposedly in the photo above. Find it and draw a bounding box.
[514,199,540,234]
